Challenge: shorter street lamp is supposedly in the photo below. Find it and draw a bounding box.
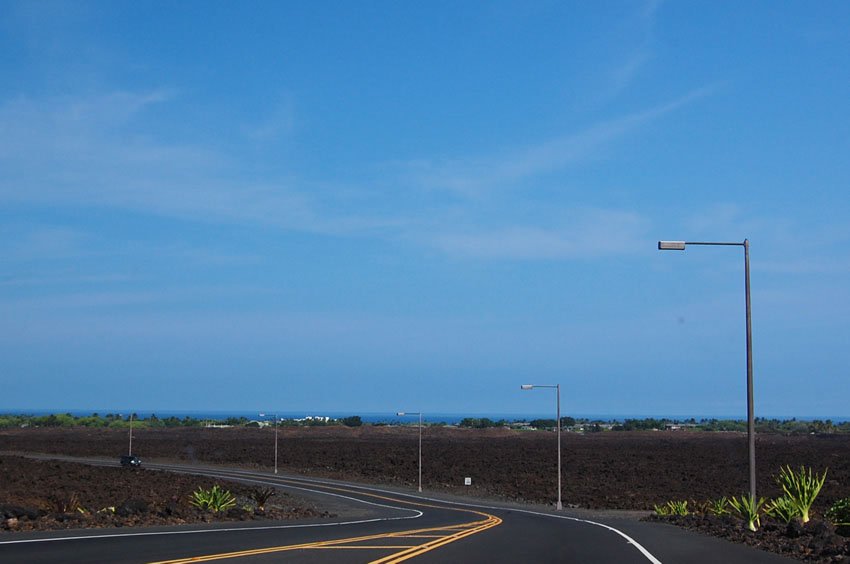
[521,384,562,510]
[259,412,279,474]
[128,413,134,456]
[397,411,423,492]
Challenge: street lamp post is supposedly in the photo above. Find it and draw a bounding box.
[259,412,279,474]
[397,411,423,492]
[658,239,755,501]
[128,413,134,457]
[520,384,562,510]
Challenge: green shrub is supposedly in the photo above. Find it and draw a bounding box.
[666,500,689,516]
[826,498,850,536]
[50,492,82,514]
[765,496,800,524]
[189,485,237,513]
[707,497,730,516]
[250,487,276,511]
[729,494,765,532]
[776,465,827,524]
[653,500,689,516]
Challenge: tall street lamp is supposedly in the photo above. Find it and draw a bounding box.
[259,412,279,474]
[397,411,423,492]
[658,239,756,501]
[521,384,562,510]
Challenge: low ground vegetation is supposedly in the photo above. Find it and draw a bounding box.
[0,413,366,429]
[0,455,331,532]
[188,485,237,513]
[827,498,850,537]
[650,466,848,562]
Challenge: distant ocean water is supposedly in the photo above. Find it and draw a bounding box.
[1,409,847,424]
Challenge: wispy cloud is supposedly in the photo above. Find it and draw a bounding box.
[398,86,714,198]
[0,224,88,260]
[675,204,850,275]
[609,0,661,92]
[682,203,748,236]
[609,50,651,96]
[0,283,277,312]
[426,209,650,260]
[0,85,709,264]
[0,90,394,236]
[241,95,296,141]
[757,258,850,275]
[598,0,663,101]
[1,273,132,287]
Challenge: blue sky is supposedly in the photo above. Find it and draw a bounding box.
[1,1,848,418]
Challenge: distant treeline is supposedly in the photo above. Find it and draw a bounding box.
[1,413,846,434]
[0,413,364,429]
[457,416,850,434]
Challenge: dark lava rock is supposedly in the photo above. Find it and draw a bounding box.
[762,521,780,533]
[808,533,845,557]
[53,512,84,523]
[161,501,181,517]
[0,454,328,532]
[0,504,41,520]
[646,513,850,561]
[117,498,149,517]
[787,519,805,538]
[804,521,845,557]
[226,507,250,520]
[807,520,837,537]
[2,517,19,530]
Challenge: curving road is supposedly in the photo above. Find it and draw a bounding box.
[0,460,797,563]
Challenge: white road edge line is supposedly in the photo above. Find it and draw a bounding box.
[209,468,663,564]
[0,515,419,546]
[2,457,661,564]
[0,469,422,546]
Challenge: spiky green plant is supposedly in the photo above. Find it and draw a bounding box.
[707,497,730,516]
[729,494,765,531]
[689,499,709,515]
[250,487,276,511]
[653,503,670,516]
[665,500,689,516]
[765,496,800,524]
[189,485,237,513]
[653,500,688,516]
[776,465,826,524]
[50,492,82,514]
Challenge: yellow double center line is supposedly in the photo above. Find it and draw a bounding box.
[369,514,502,563]
[150,477,502,564]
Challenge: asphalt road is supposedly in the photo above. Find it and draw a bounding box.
[0,461,798,563]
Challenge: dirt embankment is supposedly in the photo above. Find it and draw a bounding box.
[0,455,329,532]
